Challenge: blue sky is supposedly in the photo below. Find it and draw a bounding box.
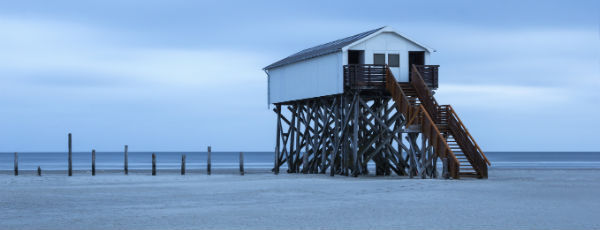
[0,0,598,152]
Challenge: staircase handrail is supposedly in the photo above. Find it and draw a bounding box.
[410,65,440,122]
[385,66,414,120]
[446,105,491,166]
[409,64,490,178]
[411,105,460,171]
[385,66,460,178]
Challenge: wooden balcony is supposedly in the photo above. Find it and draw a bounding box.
[413,65,439,89]
[343,64,439,90]
[343,64,387,90]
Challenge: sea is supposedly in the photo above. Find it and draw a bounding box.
[0,151,599,171]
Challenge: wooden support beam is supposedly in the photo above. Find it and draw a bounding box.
[274,104,281,175]
[271,92,447,179]
[352,94,359,176]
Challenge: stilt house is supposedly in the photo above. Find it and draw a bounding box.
[264,26,490,179]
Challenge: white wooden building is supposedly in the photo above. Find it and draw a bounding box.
[264,26,434,104]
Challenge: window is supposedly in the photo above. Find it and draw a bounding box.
[388,54,400,67]
[373,54,385,65]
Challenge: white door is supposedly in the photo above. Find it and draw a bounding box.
[373,52,402,81]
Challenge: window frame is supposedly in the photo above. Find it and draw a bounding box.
[373,53,386,65]
[388,53,400,67]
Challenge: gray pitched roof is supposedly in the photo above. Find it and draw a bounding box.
[264,27,384,70]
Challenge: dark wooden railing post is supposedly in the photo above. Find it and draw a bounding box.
[367,65,371,84]
[352,65,355,89]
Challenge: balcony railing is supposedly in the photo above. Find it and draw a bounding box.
[344,64,439,90]
[343,64,387,90]
[413,65,439,89]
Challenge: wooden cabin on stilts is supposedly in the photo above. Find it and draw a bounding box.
[264,26,490,179]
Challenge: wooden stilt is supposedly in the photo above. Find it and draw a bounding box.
[270,91,429,179]
[442,157,449,179]
[274,104,281,174]
[352,94,359,177]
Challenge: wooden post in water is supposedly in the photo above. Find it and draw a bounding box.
[92,149,96,176]
[37,166,41,176]
[207,146,211,175]
[152,153,156,176]
[181,154,186,175]
[239,152,244,176]
[124,145,128,175]
[14,152,18,176]
[68,133,72,176]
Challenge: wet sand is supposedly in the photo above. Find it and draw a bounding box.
[1,168,599,229]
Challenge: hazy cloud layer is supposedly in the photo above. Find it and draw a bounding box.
[0,0,598,151]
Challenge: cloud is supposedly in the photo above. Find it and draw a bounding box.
[0,17,269,90]
[436,84,570,109]
[0,12,598,151]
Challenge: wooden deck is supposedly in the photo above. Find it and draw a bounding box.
[343,64,439,91]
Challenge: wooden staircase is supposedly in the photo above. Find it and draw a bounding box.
[446,135,478,176]
[385,69,460,179]
[386,65,490,179]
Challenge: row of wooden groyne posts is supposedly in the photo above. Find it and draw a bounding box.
[10,133,246,176]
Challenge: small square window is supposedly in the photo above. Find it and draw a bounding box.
[373,54,385,65]
[388,54,400,67]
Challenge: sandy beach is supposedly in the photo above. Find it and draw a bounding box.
[1,168,599,229]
